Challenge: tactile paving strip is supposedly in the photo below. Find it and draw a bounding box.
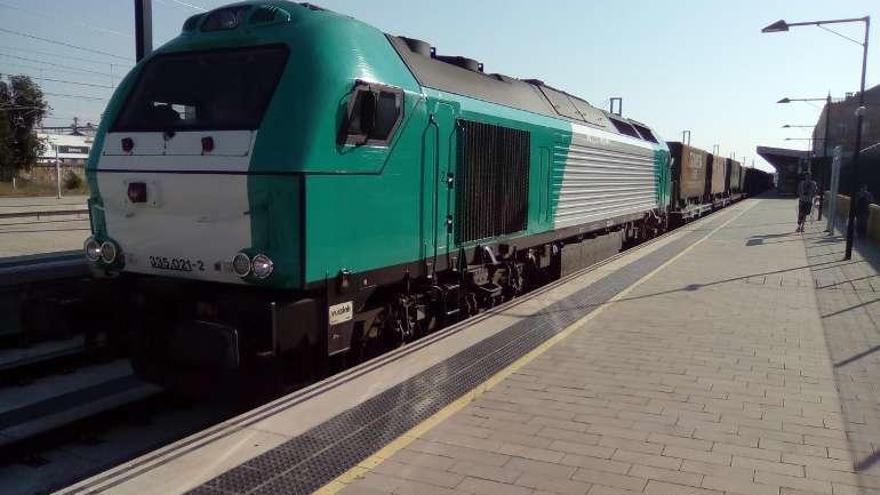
[189,220,723,495]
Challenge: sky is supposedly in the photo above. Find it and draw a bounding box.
[1,0,878,173]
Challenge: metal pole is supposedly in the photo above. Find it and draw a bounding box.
[818,93,832,221]
[823,93,831,158]
[827,146,842,234]
[55,145,61,199]
[844,16,870,260]
[135,0,153,62]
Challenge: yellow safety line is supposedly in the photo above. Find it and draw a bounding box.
[313,200,759,495]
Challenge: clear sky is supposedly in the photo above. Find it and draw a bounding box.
[1,0,877,172]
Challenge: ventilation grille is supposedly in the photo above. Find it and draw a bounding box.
[455,120,530,244]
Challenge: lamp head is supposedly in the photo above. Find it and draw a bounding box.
[777,98,791,104]
[762,20,789,33]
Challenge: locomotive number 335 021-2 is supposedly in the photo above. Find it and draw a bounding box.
[149,256,205,272]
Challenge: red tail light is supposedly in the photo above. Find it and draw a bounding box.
[121,137,134,153]
[201,136,215,154]
[127,182,147,203]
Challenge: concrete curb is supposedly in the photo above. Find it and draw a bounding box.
[0,208,89,220]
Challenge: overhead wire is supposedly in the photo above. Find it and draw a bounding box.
[0,46,132,67]
[0,1,133,39]
[44,92,108,101]
[0,52,116,78]
[5,75,115,90]
[157,0,208,12]
[0,60,116,80]
[0,27,132,62]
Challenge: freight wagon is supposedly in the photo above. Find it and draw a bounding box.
[708,155,728,206]
[667,142,711,222]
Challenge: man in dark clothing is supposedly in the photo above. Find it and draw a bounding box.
[855,185,875,238]
[796,173,818,233]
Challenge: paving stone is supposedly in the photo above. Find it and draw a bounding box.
[700,474,781,495]
[627,464,703,487]
[611,450,682,470]
[644,479,723,495]
[458,476,534,495]
[448,461,522,484]
[504,457,578,479]
[514,473,594,495]
[755,470,833,494]
[571,467,647,492]
[372,460,464,488]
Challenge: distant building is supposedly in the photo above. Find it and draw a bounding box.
[36,122,96,166]
[756,146,805,195]
[812,84,880,160]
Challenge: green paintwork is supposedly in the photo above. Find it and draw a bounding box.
[85,65,142,238]
[654,148,672,209]
[89,0,671,290]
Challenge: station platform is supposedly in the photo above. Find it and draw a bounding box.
[57,196,880,495]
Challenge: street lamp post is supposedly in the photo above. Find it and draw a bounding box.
[778,98,833,157]
[763,16,870,260]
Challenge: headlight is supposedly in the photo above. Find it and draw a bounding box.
[100,241,118,263]
[252,254,274,279]
[232,252,251,277]
[84,237,101,262]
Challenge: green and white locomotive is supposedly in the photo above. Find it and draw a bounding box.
[84,1,672,383]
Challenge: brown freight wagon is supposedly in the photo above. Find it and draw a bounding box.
[668,142,708,205]
[667,142,713,222]
[727,160,743,194]
[708,154,728,199]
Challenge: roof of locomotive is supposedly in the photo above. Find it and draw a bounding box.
[387,35,660,140]
[160,1,662,144]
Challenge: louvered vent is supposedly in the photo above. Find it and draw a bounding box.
[455,120,530,244]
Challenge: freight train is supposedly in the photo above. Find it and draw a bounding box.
[81,1,772,384]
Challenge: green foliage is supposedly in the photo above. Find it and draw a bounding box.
[62,169,83,190]
[0,75,48,181]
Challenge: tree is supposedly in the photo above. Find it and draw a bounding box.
[0,83,12,180]
[0,75,48,182]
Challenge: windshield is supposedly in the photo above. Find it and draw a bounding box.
[112,45,288,132]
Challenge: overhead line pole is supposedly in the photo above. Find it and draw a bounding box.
[135,0,152,62]
[844,16,870,260]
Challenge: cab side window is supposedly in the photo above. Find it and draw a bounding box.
[339,81,404,146]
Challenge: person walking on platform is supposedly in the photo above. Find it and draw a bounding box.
[796,172,818,233]
[855,185,875,238]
